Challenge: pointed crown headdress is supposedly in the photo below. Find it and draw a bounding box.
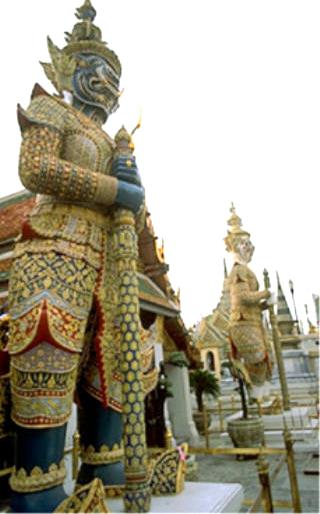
[41,0,121,94]
[224,203,250,252]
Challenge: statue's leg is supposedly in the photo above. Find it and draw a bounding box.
[76,275,124,495]
[10,425,68,513]
[76,386,125,494]
[9,343,80,513]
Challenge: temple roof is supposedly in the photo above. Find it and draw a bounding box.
[276,272,295,323]
[0,190,35,243]
[192,264,231,355]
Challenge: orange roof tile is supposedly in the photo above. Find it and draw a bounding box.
[0,195,35,241]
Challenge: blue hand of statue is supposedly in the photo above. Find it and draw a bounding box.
[111,156,141,186]
[112,155,144,213]
[115,181,145,214]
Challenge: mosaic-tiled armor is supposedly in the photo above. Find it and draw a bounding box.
[7,2,148,512]
[225,205,273,400]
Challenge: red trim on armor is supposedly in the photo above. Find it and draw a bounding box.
[13,413,69,426]
[0,349,10,375]
[82,382,122,413]
[15,300,78,355]
[92,295,109,407]
[12,389,68,397]
[20,218,40,241]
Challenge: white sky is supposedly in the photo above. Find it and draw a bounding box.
[1,0,319,330]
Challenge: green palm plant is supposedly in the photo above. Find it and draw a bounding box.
[189,369,220,412]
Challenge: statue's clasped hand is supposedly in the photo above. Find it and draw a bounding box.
[112,155,145,214]
[112,156,141,185]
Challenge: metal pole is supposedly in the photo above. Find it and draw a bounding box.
[164,429,174,449]
[203,408,210,449]
[256,399,263,417]
[256,454,274,513]
[72,430,80,480]
[284,427,302,513]
[218,399,224,432]
[263,269,290,411]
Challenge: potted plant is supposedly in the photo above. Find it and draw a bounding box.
[167,351,190,368]
[189,369,220,434]
[224,360,264,449]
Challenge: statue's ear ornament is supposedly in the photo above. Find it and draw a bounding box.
[40,62,59,93]
[42,37,77,94]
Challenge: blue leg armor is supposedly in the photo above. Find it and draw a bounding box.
[77,388,125,492]
[10,425,68,513]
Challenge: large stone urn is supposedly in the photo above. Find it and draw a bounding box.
[193,411,212,435]
[227,417,264,448]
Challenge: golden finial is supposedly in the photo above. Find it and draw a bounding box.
[115,125,131,144]
[227,203,243,233]
[75,0,96,22]
[114,126,134,159]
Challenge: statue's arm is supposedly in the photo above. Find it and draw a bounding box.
[18,124,118,207]
[231,270,270,306]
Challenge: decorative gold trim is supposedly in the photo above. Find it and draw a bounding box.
[80,443,124,465]
[55,478,110,513]
[142,367,159,397]
[9,460,66,493]
[149,444,188,496]
[104,484,124,498]
[176,443,188,494]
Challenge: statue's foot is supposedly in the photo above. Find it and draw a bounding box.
[77,462,125,497]
[11,485,67,513]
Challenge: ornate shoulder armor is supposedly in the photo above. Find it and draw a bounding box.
[18,85,66,135]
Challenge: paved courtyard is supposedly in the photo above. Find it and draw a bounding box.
[189,434,319,513]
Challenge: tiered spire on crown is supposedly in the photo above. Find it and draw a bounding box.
[224,203,250,252]
[63,0,121,76]
[41,0,121,94]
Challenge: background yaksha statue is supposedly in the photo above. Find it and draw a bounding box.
[225,205,274,402]
[6,1,162,512]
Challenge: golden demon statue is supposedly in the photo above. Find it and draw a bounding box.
[4,2,186,512]
[225,205,274,402]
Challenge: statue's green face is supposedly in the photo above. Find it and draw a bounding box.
[72,53,120,117]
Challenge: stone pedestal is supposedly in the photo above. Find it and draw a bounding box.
[106,482,243,513]
[262,406,313,430]
[225,406,313,431]
[165,364,200,446]
[222,407,318,451]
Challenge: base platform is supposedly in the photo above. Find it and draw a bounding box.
[106,482,243,513]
